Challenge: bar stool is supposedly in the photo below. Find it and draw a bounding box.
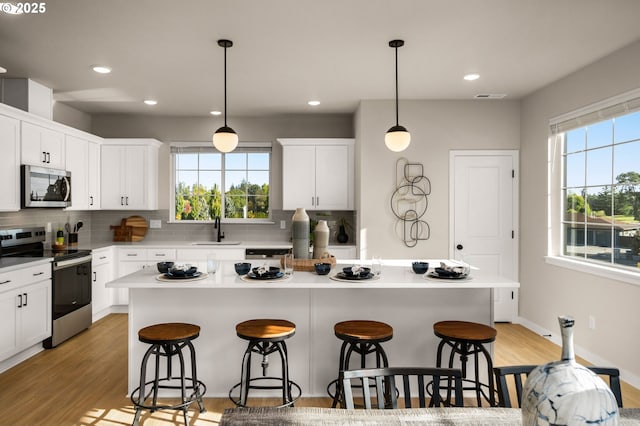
[328,320,394,408]
[433,320,497,406]
[131,322,206,426]
[229,319,301,407]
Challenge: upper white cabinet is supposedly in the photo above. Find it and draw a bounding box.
[279,138,354,210]
[100,139,161,210]
[21,121,65,169]
[65,134,102,210]
[0,113,20,211]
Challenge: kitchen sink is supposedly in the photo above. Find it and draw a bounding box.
[191,241,242,246]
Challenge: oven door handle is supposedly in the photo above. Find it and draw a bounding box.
[53,255,93,270]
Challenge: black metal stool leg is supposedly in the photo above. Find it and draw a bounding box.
[239,341,255,407]
[187,340,206,412]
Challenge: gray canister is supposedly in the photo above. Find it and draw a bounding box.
[292,207,310,259]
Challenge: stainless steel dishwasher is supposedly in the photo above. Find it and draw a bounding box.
[244,248,291,260]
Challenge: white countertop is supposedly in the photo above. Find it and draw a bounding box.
[107,259,520,290]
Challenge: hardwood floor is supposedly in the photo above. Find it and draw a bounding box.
[0,314,637,425]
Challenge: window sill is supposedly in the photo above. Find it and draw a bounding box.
[167,219,276,225]
[545,256,640,287]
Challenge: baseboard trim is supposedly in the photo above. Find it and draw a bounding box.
[516,316,640,390]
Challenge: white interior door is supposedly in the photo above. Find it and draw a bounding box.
[450,151,519,322]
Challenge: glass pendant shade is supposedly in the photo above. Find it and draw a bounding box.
[213,126,239,153]
[385,125,411,152]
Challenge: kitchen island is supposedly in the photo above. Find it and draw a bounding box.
[107,260,519,397]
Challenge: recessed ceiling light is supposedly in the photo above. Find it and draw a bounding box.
[144,99,157,105]
[210,110,222,116]
[0,66,7,73]
[464,73,480,81]
[308,100,321,106]
[92,65,112,74]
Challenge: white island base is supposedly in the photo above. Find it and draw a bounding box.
[109,261,519,398]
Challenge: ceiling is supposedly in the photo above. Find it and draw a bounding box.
[1,0,640,118]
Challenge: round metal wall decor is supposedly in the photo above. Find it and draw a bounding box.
[390,158,431,247]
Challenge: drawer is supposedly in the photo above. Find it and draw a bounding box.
[92,251,113,266]
[0,261,51,294]
[118,248,146,261]
[147,249,176,260]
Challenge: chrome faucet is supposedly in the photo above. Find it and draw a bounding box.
[214,216,225,242]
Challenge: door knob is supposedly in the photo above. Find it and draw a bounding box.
[456,244,463,250]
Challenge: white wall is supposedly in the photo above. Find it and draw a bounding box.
[520,39,640,385]
[355,99,520,259]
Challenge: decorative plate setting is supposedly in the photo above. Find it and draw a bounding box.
[246,271,285,280]
[330,272,380,283]
[425,271,471,281]
[156,272,208,282]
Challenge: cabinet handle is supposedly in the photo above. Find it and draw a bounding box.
[17,294,22,308]
[316,196,319,206]
[23,293,27,307]
[46,152,51,163]
[126,253,138,257]
[155,253,165,257]
[93,271,97,282]
[311,196,314,206]
[0,279,11,285]
[90,196,94,206]
[42,151,46,163]
[121,196,124,206]
[32,271,44,276]
[125,196,129,206]
[99,256,107,260]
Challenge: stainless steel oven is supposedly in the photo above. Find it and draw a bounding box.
[43,254,92,348]
[21,165,71,208]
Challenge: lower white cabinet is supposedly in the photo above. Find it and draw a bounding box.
[91,248,114,321]
[0,262,52,362]
[115,248,177,305]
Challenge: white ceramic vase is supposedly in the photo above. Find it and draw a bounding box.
[312,220,329,259]
[521,316,619,425]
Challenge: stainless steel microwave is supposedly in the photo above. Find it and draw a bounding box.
[21,165,71,208]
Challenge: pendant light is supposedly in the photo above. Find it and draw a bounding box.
[385,39,411,152]
[213,39,238,153]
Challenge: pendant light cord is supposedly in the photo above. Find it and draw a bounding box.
[394,45,399,126]
[223,44,228,127]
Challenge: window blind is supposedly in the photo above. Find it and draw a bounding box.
[170,141,272,154]
[550,89,640,134]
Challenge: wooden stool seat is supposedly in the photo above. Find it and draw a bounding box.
[334,320,393,342]
[434,320,497,343]
[138,322,200,344]
[236,319,296,341]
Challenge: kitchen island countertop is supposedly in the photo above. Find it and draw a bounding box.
[107,260,519,290]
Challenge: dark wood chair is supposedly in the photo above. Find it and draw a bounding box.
[494,365,623,408]
[342,367,464,409]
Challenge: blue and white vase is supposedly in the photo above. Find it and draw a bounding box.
[521,316,619,425]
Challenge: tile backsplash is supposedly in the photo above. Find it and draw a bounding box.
[0,209,355,247]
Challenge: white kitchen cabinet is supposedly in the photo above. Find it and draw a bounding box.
[100,139,161,210]
[326,245,357,261]
[176,247,245,270]
[279,138,354,210]
[65,134,102,211]
[0,262,52,362]
[0,113,20,211]
[21,121,65,169]
[91,248,114,321]
[115,247,176,304]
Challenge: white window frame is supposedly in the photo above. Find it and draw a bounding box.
[545,88,640,286]
[169,141,273,223]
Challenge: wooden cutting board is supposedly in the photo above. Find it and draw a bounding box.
[124,215,148,242]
